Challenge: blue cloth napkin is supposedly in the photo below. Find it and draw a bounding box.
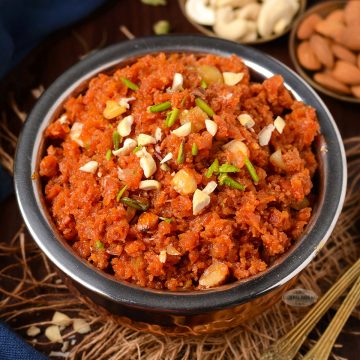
[0,1,107,358]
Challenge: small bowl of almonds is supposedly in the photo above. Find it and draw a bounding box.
[290,0,360,103]
[179,0,307,44]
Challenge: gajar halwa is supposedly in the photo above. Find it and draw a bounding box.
[39,53,319,290]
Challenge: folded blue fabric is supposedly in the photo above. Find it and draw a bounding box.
[0,1,107,358]
[0,322,47,360]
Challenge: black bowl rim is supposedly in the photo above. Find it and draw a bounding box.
[14,35,347,314]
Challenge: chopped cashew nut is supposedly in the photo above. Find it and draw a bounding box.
[70,122,84,147]
[137,133,157,146]
[203,181,217,194]
[159,250,167,263]
[139,180,161,190]
[166,245,181,256]
[139,149,157,178]
[205,119,218,136]
[58,114,68,124]
[199,262,229,288]
[258,124,275,146]
[171,122,192,137]
[113,138,137,156]
[117,115,134,137]
[103,100,126,119]
[274,116,286,134]
[160,152,173,164]
[238,114,255,128]
[79,161,98,174]
[73,319,91,334]
[52,311,72,327]
[193,189,211,215]
[223,139,249,157]
[171,73,184,92]
[185,0,216,26]
[172,169,197,195]
[27,326,41,337]
[223,72,244,85]
[45,325,62,343]
[119,97,136,109]
[155,127,162,142]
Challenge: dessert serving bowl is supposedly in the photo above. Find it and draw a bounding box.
[14,35,346,335]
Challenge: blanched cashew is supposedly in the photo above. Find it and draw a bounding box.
[257,0,299,38]
[214,7,250,40]
[185,0,216,26]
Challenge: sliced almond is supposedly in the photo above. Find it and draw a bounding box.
[238,114,255,128]
[159,250,167,263]
[27,326,41,337]
[137,133,157,146]
[113,138,137,156]
[79,161,98,174]
[171,73,183,92]
[52,311,72,327]
[73,319,91,334]
[274,116,286,134]
[139,180,161,190]
[258,124,275,146]
[205,119,218,136]
[45,325,63,343]
[160,152,173,164]
[203,181,217,194]
[154,127,162,142]
[192,189,211,215]
[70,122,84,147]
[222,72,244,86]
[171,122,192,137]
[199,262,229,288]
[117,115,134,137]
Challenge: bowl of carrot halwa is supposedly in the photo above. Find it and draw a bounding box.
[15,35,346,335]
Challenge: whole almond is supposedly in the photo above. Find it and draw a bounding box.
[297,13,322,40]
[297,41,322,71]
[331,43,357,64]
[314,72,351,94]
[332,60,360,85]
[351,85,360,99]
[336,25,360,51]
[326,9,345,23]
[344,0,360,26]
[315,20,345,40]
[309,34,334,68]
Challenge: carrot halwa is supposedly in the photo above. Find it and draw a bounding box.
[39,53,319,290]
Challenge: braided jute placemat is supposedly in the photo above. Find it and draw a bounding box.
[0,103,359,358]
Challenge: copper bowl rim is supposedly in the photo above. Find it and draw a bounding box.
[14,35,347,314]
[289,0,360,104]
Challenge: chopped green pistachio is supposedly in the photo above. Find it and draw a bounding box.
[218,174,245,191]
[160,163,171,171]
[159,216,173,223]
[120,76,139,91]
[177,140,185,164]
[141,0,166,5]
[200,79,208,89]
[112,131,121,150]
[244,157,259,183]
[218,163,241,173]
[181,95,188,107]
[95,240,104,250]
[149,101,171,113]
[192,143,198,156]
[116,185,128,202]
[195,98,214,117]
[153,20,170,35]
[85,143,90,150]
[121,197,149,211]
[165,108,180,127]
[132,145,143,154]
[106,149,112,160]
[205,159,219,178]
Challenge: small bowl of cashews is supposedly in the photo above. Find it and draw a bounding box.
[179,0,307,44]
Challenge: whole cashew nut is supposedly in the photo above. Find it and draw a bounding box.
[185,0,216,26]
[236,2,261,21]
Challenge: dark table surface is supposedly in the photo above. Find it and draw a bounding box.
[0,0,359,359]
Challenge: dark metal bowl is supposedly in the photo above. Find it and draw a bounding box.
[14,35,346,335]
